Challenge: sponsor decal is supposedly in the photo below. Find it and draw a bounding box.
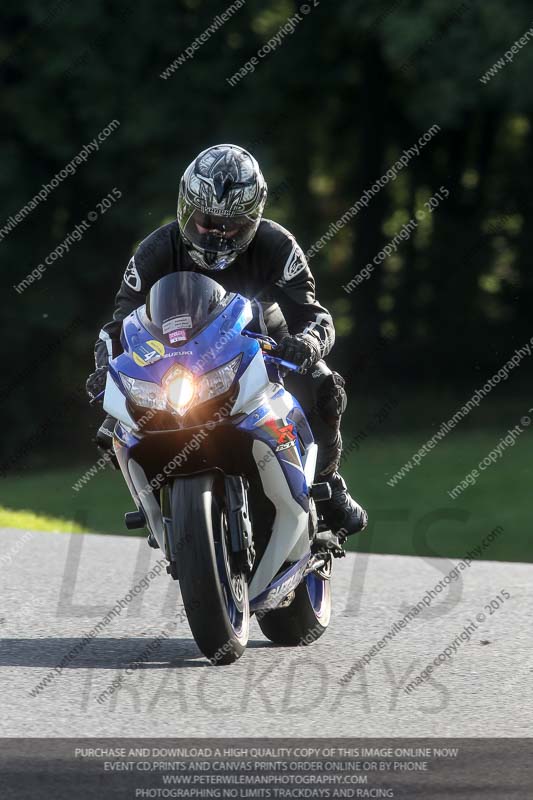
[169,329,188,344]
[276,423,297,444]
[123,256,141,292]
[284,250,306,282]
[163,314,193,333]
[275,239,307,286]
[132,339,165,367]
[202,206,238,217]
[263,419,297,445]
[275,440,297,453]
[261,565,307,611]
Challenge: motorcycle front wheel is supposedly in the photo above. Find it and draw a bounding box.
[171,472,249,665]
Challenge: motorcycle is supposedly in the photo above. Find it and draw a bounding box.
[101,271,343,665]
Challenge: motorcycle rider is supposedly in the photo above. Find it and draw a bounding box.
[86,144,367,541]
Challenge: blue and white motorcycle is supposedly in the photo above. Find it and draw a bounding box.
[102,271,340,664]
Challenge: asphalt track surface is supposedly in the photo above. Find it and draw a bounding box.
[1,527,532,737]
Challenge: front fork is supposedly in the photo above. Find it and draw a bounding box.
[160,473,256,581]
[223,475,255,573]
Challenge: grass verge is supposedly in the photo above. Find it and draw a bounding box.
[0,429,530,561]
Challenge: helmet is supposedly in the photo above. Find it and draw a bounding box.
[177,143,268,271]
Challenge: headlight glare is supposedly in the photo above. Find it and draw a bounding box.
[163,366,195,415]
[121,355,241,416]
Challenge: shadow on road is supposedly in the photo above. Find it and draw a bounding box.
[0,637,272,669]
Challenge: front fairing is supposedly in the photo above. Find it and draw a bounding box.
[116,291,253,383]
[106,291,258,429]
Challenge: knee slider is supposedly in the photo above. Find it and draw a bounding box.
[317,372,347,421]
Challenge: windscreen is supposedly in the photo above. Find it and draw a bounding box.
[143,272,233,345]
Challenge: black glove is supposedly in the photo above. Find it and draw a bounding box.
[276,333,322,374]
[86,366,108,400]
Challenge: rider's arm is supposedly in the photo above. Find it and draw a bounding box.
[93,227,171,368]
[270,230,335,361]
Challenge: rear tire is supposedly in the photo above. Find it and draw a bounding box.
[257,569,331,646]
[171,473,249,665]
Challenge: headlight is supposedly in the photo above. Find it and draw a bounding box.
[120,374,166,410]
[163,365,195,416]
[196,355,242,405]
[120,355,241,416]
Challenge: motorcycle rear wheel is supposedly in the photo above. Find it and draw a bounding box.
[257,568,331,646]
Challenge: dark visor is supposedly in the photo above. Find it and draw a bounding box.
[183,209,257,254]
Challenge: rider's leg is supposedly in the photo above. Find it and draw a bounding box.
[256,302,367,538]
[94,414,119,468]
[284,361,368,539]
[96,415,116,451]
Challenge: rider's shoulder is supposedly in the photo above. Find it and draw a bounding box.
[136,220,178,261]
[254,218,299,253]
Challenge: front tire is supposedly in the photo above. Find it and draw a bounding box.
[257,569,331,646]
[171,473,249,665]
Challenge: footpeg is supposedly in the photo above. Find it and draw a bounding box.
[313,529,346,558]
[304,554,332,578]
[124,510,146,530]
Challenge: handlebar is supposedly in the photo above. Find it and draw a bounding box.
[241,330,300,372]
[262,353,300,372]
[89,390,105,405]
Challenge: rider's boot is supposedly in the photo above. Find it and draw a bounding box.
[95,414,119,469]
[320,471,368,542]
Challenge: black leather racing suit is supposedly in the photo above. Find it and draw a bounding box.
[94,218,347,478]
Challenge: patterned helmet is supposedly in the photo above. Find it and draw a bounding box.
[177,143,268,271]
